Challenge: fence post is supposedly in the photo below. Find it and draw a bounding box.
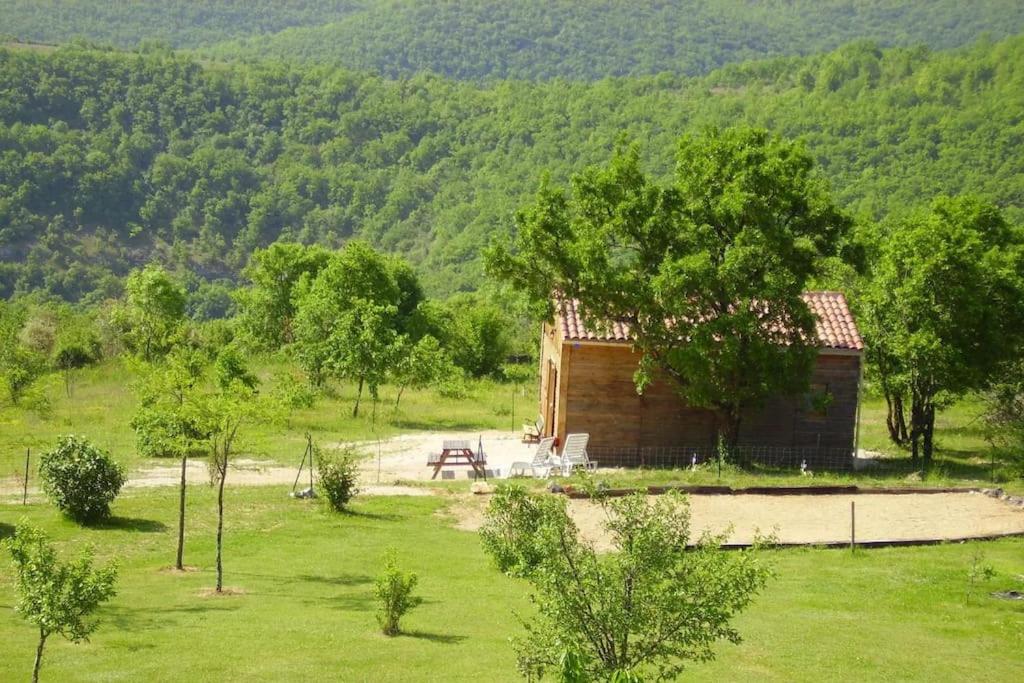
[850,500,856,553]
[23,448,30,505]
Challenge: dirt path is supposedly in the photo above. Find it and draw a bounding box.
[449,491,1024,547]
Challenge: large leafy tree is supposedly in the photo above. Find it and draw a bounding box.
[236,242,331,349]
[111,264,186,361]
[488,127,851,451]
[862,196,1024,463]
[292,241,421,393]
[480,486,771,680]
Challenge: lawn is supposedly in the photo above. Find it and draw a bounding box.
[0,358,526,479]
[1,486,1022,681]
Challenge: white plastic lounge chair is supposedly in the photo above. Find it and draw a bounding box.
[522,414,544,443]
[559,433,596,475]
[509,437,557,478]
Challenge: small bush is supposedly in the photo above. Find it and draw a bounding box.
[374,551,422,636]
[318,446,360,511]
[39,436,126,524]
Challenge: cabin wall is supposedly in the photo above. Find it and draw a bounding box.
[555,342,861,469]
[536,322,564,438]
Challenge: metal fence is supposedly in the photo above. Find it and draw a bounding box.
[585,444,860,472]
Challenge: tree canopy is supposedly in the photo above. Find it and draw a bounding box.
[0,37,1022,302]
[489,128,851,449]
[862,196,1024,462]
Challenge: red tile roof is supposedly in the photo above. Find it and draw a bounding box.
[557,291,863,351]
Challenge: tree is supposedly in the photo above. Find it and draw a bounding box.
[862,196,1024,463]
[479,486,771,680]
[291,241,411,388]
[982,360,1024,478]
[197,346,264,593]
[130,346,209,570]
[391,335,455,411]
[328,300,400,418]
[488,128,851,454]
[236,242,331,349]
[3,523,118,683]
[111,264,186,361]
[52,321,102,397]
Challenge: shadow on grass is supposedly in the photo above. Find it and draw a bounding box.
[336,508,403,522]
[295,573,374,587]
[400,630,468,644]
[105,600,242,632]
[0,522,13,540]
[91,516,168,533]
[390,419,489,432]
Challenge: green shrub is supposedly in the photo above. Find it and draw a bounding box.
[39,436,126,524]
[318,446,360,511]
[374,551,422,636]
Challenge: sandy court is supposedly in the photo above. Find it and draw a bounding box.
[450,491,1024,548]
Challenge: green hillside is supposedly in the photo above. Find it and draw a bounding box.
[3,1,1024,80]
[1,36,1022,302]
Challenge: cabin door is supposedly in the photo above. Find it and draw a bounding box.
[544,361,558,437]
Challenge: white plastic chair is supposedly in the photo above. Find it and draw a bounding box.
[509,436,557,478]
[559,433,595,475]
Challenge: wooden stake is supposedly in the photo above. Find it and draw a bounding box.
[850,500,856,552]
[23,448,30,505]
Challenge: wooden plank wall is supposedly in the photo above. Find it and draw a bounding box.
[558,343,860,460]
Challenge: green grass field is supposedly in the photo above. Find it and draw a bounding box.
[0,359,525,479]
[3,359,1019,494]
[1,487,1022,681]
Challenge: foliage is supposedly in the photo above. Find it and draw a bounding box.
[38,435,126,524]
[52,319,102,395]
[110,265,186,361]
[236,242,331,349]
[130,345,209,458]
[489,128,850,452]
[391,335,457,410]
[480,487,771,680]
[3,523,118,683]
[373,550,422,636]
[291,241,415,392]
[1,38,1023,301]
[5,1,1019,81]
[318,445,360,511]
[981,360,1024,478]
[861,196,1024,461]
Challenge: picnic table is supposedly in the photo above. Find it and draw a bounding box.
[428,439,487,480]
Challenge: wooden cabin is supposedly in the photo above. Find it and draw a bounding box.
[536,292,864,469]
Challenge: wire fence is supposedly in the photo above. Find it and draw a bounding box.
[585,444,862,472]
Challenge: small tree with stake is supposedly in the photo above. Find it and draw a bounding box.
[480,486,772,681]
[130,346,209,570]
[3,523,118,683]
[198,346,265,594]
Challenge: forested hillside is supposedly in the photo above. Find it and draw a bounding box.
[1,36,1022,303]
[3,0,1024,80]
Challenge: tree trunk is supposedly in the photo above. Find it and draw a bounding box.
[32,629,47,683]
[717,408,743,465]
[175,454,187,570]
[64,368,70,398]
[909,398,922,463]
[352,377,364,418]
[922,404,936,464]
[394,385,406,411]
[885,392,909,445]
[215,455,226,593]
